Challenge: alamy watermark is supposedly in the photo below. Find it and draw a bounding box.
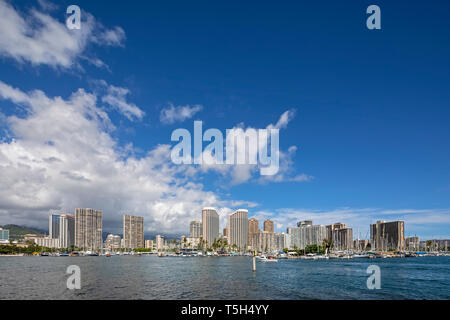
[66,5,81,30]
[170,121,280,175]
[366,5,381,30]
[65,5,380,31]
[366,265,381,290]
[66,265,81,290]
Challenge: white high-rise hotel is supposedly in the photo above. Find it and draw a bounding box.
[287,220,326,250]
[202,207,219,247]
[48,213,75,248]
[229,209,248,250]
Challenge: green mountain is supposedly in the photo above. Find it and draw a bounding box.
[0,224,46,241]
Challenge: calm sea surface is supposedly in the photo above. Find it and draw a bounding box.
[1,256,449,300]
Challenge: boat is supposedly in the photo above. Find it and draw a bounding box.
[40,252,50,256]
[353,253,369,258]
[258,256,278,262]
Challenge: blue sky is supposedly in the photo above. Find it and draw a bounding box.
[0,0,449,239]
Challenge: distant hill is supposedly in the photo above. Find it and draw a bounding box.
[0,224,46,240]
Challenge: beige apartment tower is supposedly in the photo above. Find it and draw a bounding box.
[229,209,248,250]
[202,207,219,248]
[123,215,144,249]
[248,217,259,247]
[74,208,102,251]
[263,219,274,233]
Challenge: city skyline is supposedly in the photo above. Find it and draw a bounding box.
[4,204,448,253]
[0,1,449,240]
[1,205,447,242]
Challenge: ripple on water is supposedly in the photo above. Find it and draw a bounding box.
[0,256,449,299]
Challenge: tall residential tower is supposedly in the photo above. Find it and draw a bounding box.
[202,207,219,248]
[229,209,248,250]
[74,208,102,251]
[123,215,144,249]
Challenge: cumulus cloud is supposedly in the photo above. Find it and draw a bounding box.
[94,26,126,47]
[259,146,314,184]
[0,0,125,69]
[251,207,450,239]
[160,103,203,124]
[0,80,248,234]
[192,109,310,185]
[98,81,145,121]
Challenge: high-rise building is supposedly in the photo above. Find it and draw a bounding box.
[202,207,219,248]
[251,231,286,252]
[263,219,274,233]
[370,220,405,251]
[287,221,326,250]
[229,209,248,250]
[332,227,353,251]
[123,215,144,249]
[59,214,75,248]
[287,227,301,249]
[145,239,154,249]
[156,235,164,251]
[48,213,75,248]
[311,225,327,247]
[49,214,60,239]
[248,218,259,247]
[326,222,353,251]
[297,220,313,227]
[405,236,420,251]
[0,227,9,243]
[104,234,121,250]
[222,227,229,243]
[326,222,346,242]
[190,220,202,238]
[74,208,102,251]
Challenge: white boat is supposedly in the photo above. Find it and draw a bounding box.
[258,256,278,262]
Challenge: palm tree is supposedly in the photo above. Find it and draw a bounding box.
[426,240,433,252]
[322,239,332,253]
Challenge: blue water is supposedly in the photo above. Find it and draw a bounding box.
[0,256,449,299]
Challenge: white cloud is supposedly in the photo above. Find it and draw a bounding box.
[0,80,248,234]
[267,109,296,130]
[0,81,447,239]
[94,26,126,47]
[193,109,309,185]
[251,207,450,239]
[99,81,145,121]
[259,146,314,183]
[0,0,125,69]
[37,0,58,12]
[160,103,203,124]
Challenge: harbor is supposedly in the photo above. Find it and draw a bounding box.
[1,255,449,300]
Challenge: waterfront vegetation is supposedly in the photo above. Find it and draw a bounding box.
[0,244,44,255]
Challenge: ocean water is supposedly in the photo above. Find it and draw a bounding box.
[0,256,449,300]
